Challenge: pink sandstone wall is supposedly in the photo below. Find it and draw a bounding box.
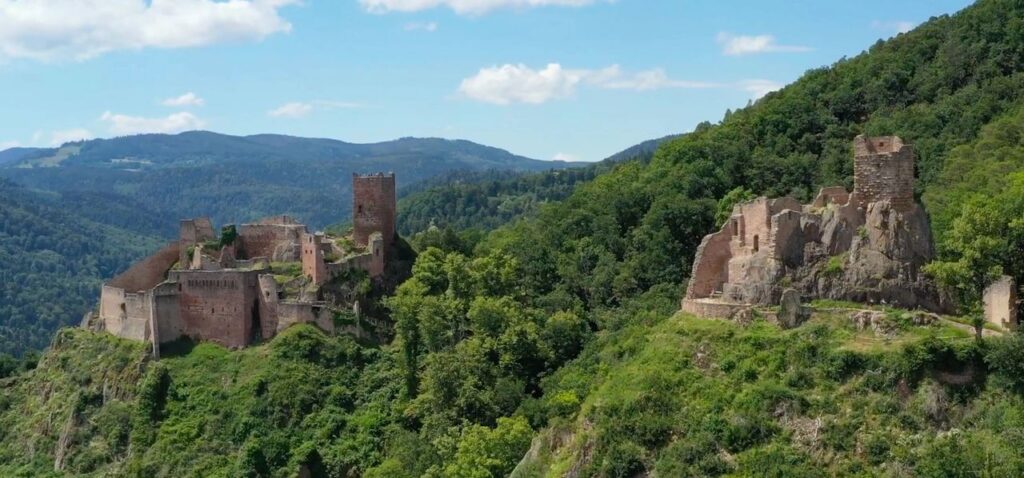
[238,224,306,261]
[177,270,261,349]
[302,233,328,285]
[685,227,733,299]
[352,173,396,249]
[107,242,181,291]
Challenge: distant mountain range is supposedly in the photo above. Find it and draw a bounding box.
[0,131,584,234]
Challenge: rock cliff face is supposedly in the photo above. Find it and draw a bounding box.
[794,200,944,311]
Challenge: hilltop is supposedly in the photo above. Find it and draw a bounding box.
[0,131,583,234]
[3,0,1024,477]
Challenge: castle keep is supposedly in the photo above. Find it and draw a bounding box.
[93,173,398,354]
[683,136,942,318]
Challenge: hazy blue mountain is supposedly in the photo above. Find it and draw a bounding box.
[0,131,582,233]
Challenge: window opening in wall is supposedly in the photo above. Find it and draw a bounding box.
[753,235,760,253]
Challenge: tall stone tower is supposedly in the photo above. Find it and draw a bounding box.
[302,232,328,285]
[352,172,397,250]
[852,135,915,211]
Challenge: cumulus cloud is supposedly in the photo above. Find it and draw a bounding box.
[458,63,718,105]
[716,32,811,56]
[48,128,94,146]
[161,92,205,107]
[361,0,604,15]
[552,152,579,162]
[404,21,438,32]
[871,20,915,35]
[0,140,20,150]
[0,0,298,62]
[100,111,205,135]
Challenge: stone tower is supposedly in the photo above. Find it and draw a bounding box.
[852,135,915,211]
[352,172,396,250]
[302,232,328,285]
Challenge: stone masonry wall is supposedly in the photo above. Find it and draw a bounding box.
[107,242,180,291]
[853,135,915,211]
[175,269,262,349]
[352,173,396,249]
[984,276,1018,330]
[238,224,306,261]
[302,233,329,285]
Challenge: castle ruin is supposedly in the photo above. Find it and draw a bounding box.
[682,136,943,318]
[92,173,398,355]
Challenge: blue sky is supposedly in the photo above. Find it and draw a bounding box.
[0,0,973,161]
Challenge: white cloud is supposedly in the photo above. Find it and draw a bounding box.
[404,21,438,32]
[162,92,205,107]
[458,63,718,105]
[268,100,363,119]
[48,128,94,145]
[269,102,314,118]
[0,140,20,150]
[552,152,579,162]
[738,79,783,99]
[716,32,812,56]
[0,0,299,62]
[361,0,605,15]
[871,20,915,35]
[100,111,205,135]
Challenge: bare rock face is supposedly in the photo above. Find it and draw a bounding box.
[799,200,945,311]
[778,289,809,329]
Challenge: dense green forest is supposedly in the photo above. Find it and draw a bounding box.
[0,180,160,357]
[0,132,582,232]
[5,0,1024,476]
[396,135,675,235]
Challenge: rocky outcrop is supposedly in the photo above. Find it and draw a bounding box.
[796,200,946,311]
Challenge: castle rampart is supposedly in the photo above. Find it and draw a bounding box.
[95,173,400,353]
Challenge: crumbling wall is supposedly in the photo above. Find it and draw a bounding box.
[369,232,385,278]
[352,173,396,249]
[811,186,850,209]
[853,135,915,211]
[238,224,306,261]
[107,242,180,291]
[180,218,216,265]
[257,275,281,339]
[984,276,1018,330]
[277,302,335,335]
[684,227,733,299]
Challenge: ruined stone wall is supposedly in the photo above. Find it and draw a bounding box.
[107,242,180,291]
[369,232,385,278]
[811,187,850,210]
[152,282,183,345]
[277,302,335,335]
[302,233,328,285]
[252,215,300,226]
[685,227,733,299]
[853,135,915,211]
[175,269,261,349]
[257,275,280,340]
[984,276,1018,330]
[237,224,305,261]
[180,218,216,264]
[352,173,396,249]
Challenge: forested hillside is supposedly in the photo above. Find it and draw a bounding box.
[0,180,160,356]
[5,0,1024,477]
[0,132,581,234]
[396,135,674,235]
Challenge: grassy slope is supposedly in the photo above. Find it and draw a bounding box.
[516,308,1023,477]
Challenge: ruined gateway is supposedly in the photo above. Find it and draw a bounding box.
[682,136,944,318]
[89,173,398,355]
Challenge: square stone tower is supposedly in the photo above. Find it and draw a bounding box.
[302,232,328,285]
[352,172,397,250]
[852,135,915,211]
